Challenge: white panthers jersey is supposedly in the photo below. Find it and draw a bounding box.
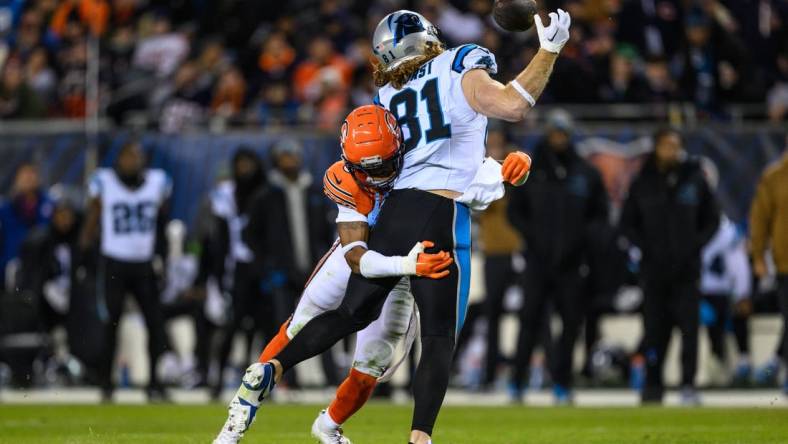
[89,168,171,262]
[375,44,497,192]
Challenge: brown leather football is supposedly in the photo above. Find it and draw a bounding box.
[493,0,538,32]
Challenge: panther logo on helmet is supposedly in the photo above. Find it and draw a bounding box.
[390,13,425,47]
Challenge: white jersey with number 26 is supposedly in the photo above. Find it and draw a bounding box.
[88,168,171,262]
[375,44,497,193]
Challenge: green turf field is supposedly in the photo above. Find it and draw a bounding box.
[1,403,787,443]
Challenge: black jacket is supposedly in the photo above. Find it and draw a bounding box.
[508,141,609,272]
[17,225,78,299]
[620,155,719,282]
[244,180,335,288]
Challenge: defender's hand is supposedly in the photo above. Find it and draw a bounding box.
[535,9,571,54]
[403,241,454,279]
[502,151,532,186]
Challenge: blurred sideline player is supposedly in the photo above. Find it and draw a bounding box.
[243,8,567,444]
[79,142,172,402]
[215,105,454,444]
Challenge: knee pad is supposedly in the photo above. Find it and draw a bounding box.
[352,338,396,378]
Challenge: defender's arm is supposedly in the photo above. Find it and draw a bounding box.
[337,218,452,279]
[338,221,370,274]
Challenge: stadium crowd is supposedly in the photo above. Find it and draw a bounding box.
[1,0,787,128]
[1,124,787,405]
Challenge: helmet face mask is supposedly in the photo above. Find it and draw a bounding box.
[340,105,404,194]
[372,10,442,72]
[343,150,403,193]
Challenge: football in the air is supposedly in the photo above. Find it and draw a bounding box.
[493,0,538,32]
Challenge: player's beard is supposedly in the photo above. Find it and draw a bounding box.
[118,170,144,189]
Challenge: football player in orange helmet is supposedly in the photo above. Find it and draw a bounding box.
[340,103,404,193]
[215,105,452,444]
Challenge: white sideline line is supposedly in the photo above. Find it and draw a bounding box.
[1,388,786,408]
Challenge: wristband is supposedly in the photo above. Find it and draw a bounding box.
[341,240,367,255]
[359,250,406,278]
[510,81,536,107]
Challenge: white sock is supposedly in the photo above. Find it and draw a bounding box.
[321,409,340,430]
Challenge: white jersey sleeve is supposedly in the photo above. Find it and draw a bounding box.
[335,204,368,224]
[447,44,498,122]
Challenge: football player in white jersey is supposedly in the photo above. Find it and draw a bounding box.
[80,141,172,402]
[218,7,567,443]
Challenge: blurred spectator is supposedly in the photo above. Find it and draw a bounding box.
[700,215,751,382]
[620,127,719,405]
[255,81,299,126]
[250,138,340,385]
[698,158,753,384]
[546,23,600,103]
[615,0,684,58]
[256,32,296,83]
[209,148,269,399]
[425,0,486,45]
[0,163,52,280]
[749,135,788,394]
[674,8,750,112]
[49,0,109,38]
[80,142,171,402]
[643,55,678,102]
[24,47,56,103]
[477,130,524,388]
[12,9,46,58]
[131,13,189,78]
[17,196,81,332]
[0,1,25,42]
[211,66,247,119]
[266,139,336,282]
[292,36,351,102]
[0,58,45,118]
[0,0,782,123]
[767,48,788,122]
[158,61,208,133]
[507,110,609,403]
[56,40,87,118]
[598,45,650,103]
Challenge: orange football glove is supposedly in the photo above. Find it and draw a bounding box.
[405,241,454,279]
[502,151,532,186]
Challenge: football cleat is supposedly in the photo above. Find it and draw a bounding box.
[311,410,352,444]
[755,359,780,387]
[213,363,276,444]
[553,384,573,406]
[679,385,701,406]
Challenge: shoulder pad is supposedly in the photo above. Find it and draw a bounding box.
[323,161,375,215]
[450,44,497,75]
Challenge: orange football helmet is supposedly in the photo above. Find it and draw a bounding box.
[340,104,403,192]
